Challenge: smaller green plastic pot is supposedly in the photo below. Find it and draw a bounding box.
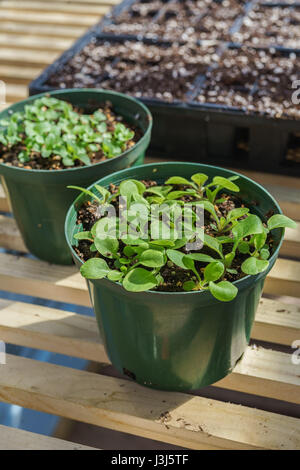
[0,89,152,265]
[65,162,284,391]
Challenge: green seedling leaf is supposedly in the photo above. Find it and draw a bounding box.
[185,253,215,263]
[202,200,219,223]
[94,237,119,258]
[107,270,123,282]
[227,207,249,222]
[241,257,269,275]
[238,241,250,254]
[253,230,267,250]
[209,281,238,302]
[94,184,110,202]
[232,214,263,241]
[203,234,223,258]
[80,258,110,279]
[204,261,224,282]
[119,180,140,199]
[165,176,194,186]
[74,231,93,241]
[139,249,165,268]
[123,268,158,292]
[191,173,208,188]
[166,249,189,270]
[260,248,270,260]
[183,280,197,291]
[67,186,103,205]
[267,214,298,231]
[212,176,240,192]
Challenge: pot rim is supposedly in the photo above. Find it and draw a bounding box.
[65,161,284,297]
[0,88,153,176]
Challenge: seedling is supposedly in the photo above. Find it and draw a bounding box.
[72,173,297,301]
[0,96,136,168]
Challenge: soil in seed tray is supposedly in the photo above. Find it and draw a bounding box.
[232,5,300,49]
[103,0,169,36]
[46,39,218,102]
[103,0,245,42]
[74,179,274,292]
[147,0,245,42]
[0,100,140,170]
[197,47,300,119]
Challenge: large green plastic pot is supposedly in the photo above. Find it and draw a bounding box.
[65,162,284,391]
[0,89,152,265]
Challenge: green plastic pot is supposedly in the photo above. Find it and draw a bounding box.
[0,89,152,265]
[65,162,284,391]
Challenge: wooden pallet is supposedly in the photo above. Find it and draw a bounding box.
[0,0,300,451]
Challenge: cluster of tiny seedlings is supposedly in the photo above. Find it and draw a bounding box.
[0,96,136,169]
[72,174,297,302]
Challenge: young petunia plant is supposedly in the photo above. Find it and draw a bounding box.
[71,173,297,302]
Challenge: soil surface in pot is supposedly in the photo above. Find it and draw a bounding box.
[73,178,275,292]
[46,39,218,102]
[197,46,300,119]
[232,5,300,49]
[0,97,141,170]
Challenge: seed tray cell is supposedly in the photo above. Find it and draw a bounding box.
[103,0,247,42]
[232,4,300,49]
[197,46,300,120]
[45,36,219,103]
[102,0,172,36]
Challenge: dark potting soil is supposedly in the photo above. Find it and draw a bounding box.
[0,101,140,170]
[197,46,300,119]
[46,39,218,102]
[103,0,245,42]
[232,5,300,49]
[74,180,274,292]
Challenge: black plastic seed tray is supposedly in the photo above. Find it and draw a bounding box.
[29,0,300,176]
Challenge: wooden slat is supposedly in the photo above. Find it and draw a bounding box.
[0,251,299,306]
[281,225,300,258]
[0,354,299,450]
[0,34,73,52]
[0,300,299,405]
[4,83,28,102]
[0,22,86,38]
[0,424,95,450]
[266,258,300,298]
[0,252,89,305]
[0,1,109,16]
[0,215,26,252]
[0,10,101,26]
[0,184,9,212]
[253,297,300,346]
[0,65,42,83]
[216,346,300,404]
[0,48,58,67]
[0,299,107,362]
